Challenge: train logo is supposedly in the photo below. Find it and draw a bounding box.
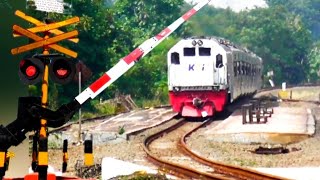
[167,37,263,117]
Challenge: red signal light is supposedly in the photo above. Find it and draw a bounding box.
[56,69,68,77]
[26,66,37,77]
[49,57,76,84]
[18,58,44,85]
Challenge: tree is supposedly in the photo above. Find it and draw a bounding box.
[235,7,312,84]
[266,0,320,40]
[111,0,186,102]
[25,0,188,112]
[187,5,312,85]
[308,41,320,82]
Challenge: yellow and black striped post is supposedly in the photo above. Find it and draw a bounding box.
[0,151,6,177]
[31,135,38,171]
[84,140,93,166]
[37,32,50,179]
[5,152,14,171]
[62,139,68,173]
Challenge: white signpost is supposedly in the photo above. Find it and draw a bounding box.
[26,0,72,14]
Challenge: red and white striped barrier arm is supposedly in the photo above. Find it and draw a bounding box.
[75,0,211,104]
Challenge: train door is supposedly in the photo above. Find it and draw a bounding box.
[232,52,240,99]
[213,52,227,86]
[226,52,233,102]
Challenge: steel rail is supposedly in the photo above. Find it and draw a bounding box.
[180,121,288,180]
[143,119,232,179]
[143,118,289,180]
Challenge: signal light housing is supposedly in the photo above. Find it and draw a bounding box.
[49,56,76,85]
[18,58,44,85]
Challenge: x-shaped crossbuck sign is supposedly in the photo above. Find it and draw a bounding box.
[11,10,79,58]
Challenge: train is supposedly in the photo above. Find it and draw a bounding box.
[167,36,263,117]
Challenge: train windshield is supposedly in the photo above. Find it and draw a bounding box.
[199,47,211,56]
[171,52,180,64]
[184,48,195,56]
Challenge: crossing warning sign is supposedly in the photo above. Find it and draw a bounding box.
[11,10,79,58]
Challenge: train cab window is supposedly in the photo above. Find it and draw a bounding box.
[199,47,211,56]
[216,54,223,68]
[171,52,180,64]
[184,48,195,56]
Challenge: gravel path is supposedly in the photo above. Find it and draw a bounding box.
[44,89,320,179]
[45,118,181,177]
[187,101,320,168]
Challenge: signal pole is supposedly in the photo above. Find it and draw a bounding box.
[78,69,82,143]
[11,9,79,179]
[37,30,50,179]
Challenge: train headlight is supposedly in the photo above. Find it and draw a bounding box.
[198,40,203,46]
[173,86,181,92]
[192,40,197,46]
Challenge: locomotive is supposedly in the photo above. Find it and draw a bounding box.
[167,36,263,117]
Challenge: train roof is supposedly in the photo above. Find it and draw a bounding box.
[182,36,259,58]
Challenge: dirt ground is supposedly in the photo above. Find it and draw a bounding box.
[43,87,320,179]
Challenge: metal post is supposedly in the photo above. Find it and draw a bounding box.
[38,31,50,180]
[62,139,68,173]
[78,70,82,143]
[242,104,253,124]
[84,137,93,166]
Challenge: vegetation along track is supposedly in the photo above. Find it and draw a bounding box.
[143,117,286,180]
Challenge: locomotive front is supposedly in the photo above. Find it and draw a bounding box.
[167,37,229,117]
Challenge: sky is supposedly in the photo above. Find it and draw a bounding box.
[185,0,268,12]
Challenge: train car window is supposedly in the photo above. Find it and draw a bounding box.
[199,47,211,56]
[184,48,195,56]
[234,62,237,76]
[237,62,241,75]
[171,52,180,64]
[244,63,249,76]
[216,54,223,68]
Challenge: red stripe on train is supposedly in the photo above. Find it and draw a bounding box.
[89,74,111,93]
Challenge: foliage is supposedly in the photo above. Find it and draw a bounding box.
[308,42,320,82]
[266,0,320,40]
[118,125,125,135]
[24,0,318,116]
[235,7,312,84]
[26,0,185,114]
[94,102,117,115]
[188,5,312,85]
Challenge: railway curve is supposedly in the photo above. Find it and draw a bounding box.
[143,117,288,180]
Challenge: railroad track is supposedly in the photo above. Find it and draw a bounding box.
[143,117,287,180]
